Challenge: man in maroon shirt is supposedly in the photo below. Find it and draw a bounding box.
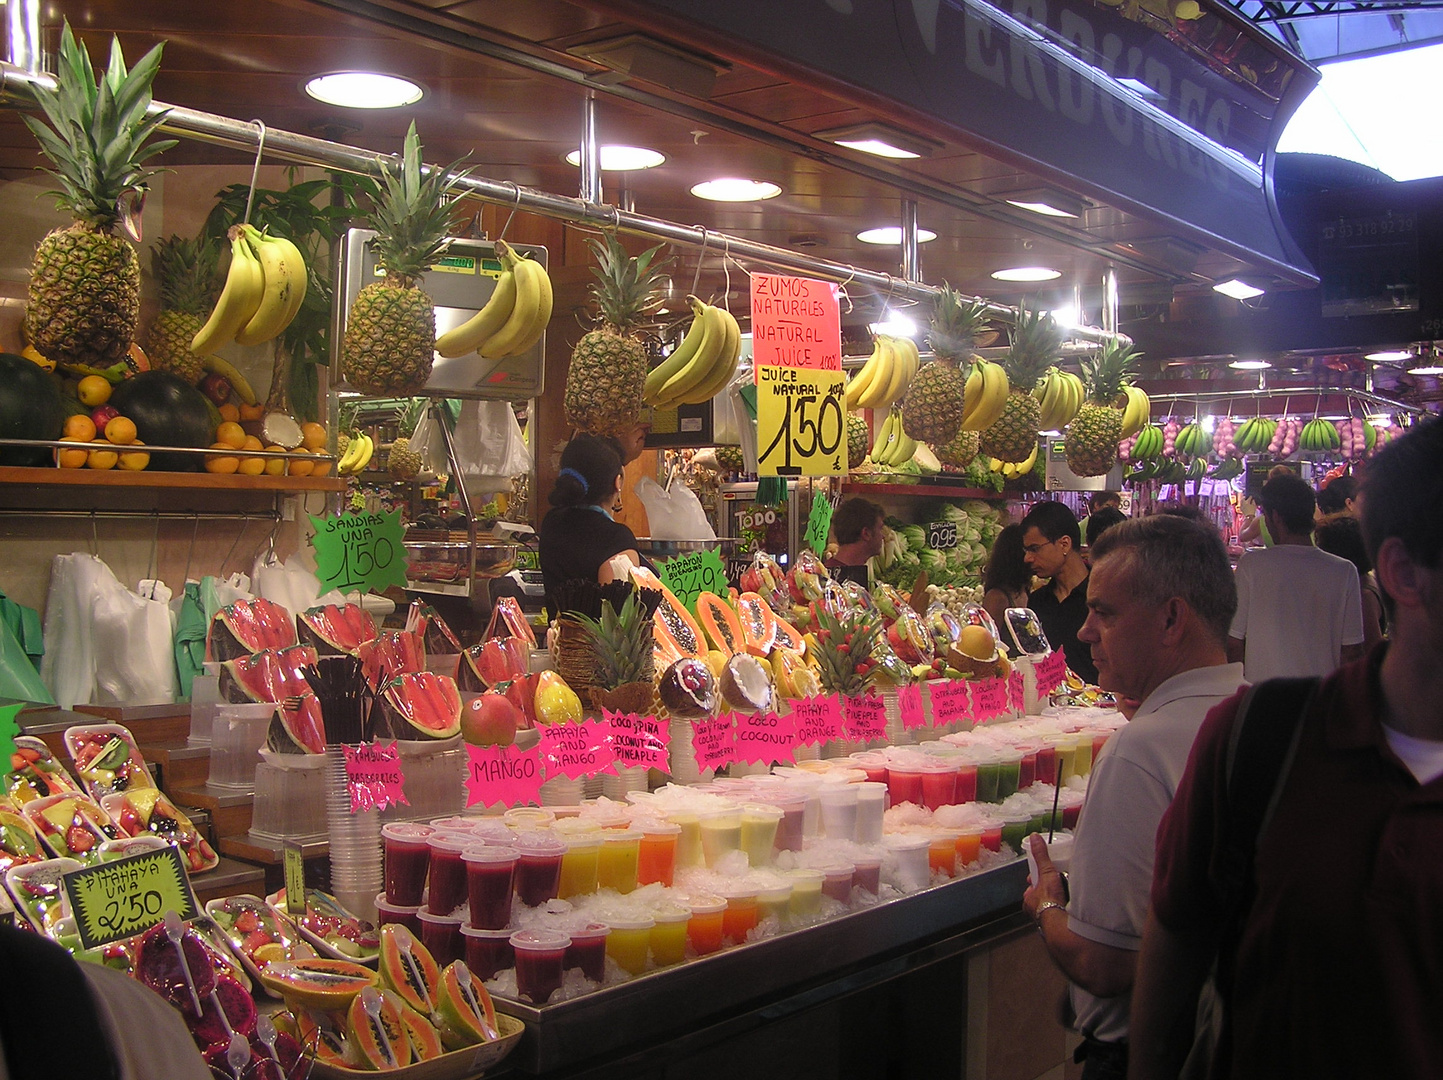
[1128,417,1443,1080]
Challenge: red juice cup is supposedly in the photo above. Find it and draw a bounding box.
[417,910,465,970]
[1092,730,1111,763]
[1035,744,1058,786]
[853,855,882,896]
[686,894,726,956]
[374,892,422,940]
[514,838,566,908]
[953,761,979,803]
[819,862,855,906]
[460,926,514,982]
[886,764,924,807]
[848,751,890,785]
[382,823,434,907]
[425,835,470,916]
[636,822,681,887]
[563,922,611,982]
[1018,748,1038,790]
[510,929,571,1005]
[1062,802,1082,829]
[981,825,1004,853]
[919,760,957,810]
[463,846,518,930]
[769,793,806,853]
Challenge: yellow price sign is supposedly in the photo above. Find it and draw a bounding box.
[63,847,199,950]
[755,365,848,476]
[283,843,306,917]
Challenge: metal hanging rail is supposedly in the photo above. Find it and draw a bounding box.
[1145,385,1426,416]
[0,62,1129,347]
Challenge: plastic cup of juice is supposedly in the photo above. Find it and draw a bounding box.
[1017,748,1038,790]
[382,823,434,907]
[604,916,655,975]
[852,855,882,896]
[928,831,960,878]
[1092,730,1111,762]
[981,824,1004,853]
[848,751,890,784]
[373,892,422,940]
[685,894,726,956]
[562,921,610,982]
[461,926,515,982]
[596,830,642,894]
[463,846,518,930]
[510,928,571,1004]
[918,759,957,811]
[425,835,471,916]
[784,869,825,917]
[667,812,703,868]
[558,836,601,899]
[636,821,681,887]
[885,835,931,892]
[1035,743,1058,786]
[1046,735,1078,786]
[854,782,887,845]
[698,809,742,867]
[503,807,556,830]
[953,759,979,803]
[886,763,924,807]
[553,817,603,841]
[649,902,693,967]
[974,754,1002,803]
[513,837,566,908]
[1000,811,1033,854]
[819,862,856,905]
[1062,802,1082,829]
[1072,733,1094,777]
[995,750,1024,800]
[739,804,784,866]
[767,793,808,853]
[818,785,860,841]
[417,910,465,970]
[720,888,760,944]
[954,826,984,868]
[756,884,793,923]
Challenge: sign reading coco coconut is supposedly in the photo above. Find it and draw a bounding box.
[343,742,408,813]
[64,847,198,950]
[465,743,544,807]
[309,509,409,595]
[733,711,796,765]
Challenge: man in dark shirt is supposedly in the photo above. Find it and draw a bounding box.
[824,497,884,588]
[1021,500,1097,683]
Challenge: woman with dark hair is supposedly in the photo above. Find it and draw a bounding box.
[1315,514,1386,651]
[538,434,649,615]
[981,523,1032,629]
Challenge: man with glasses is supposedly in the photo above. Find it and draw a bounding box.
[1020,501,1097,683]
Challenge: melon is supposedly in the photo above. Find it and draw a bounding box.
[377,924,439,1015]
[347,987,411,1070]
[433,960,499,1050]
[357,631,426,691]
[696,593,745,656]
[0,353,65,466]
[371,672,462,741]
[458,637,528,692]
[630,567,705,661]
[409,601,463,656]
[297,603,377,656]
[108,371,216,471]
[258,957,377,1011]
[209,598,298,662]
[221,645,326,755]
[734,593,776,656]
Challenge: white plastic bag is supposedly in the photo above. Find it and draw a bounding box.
[252,553,333,615]
[93,577,177,705]
[41,553,106,708]
[454,399,531,495]
[634,475,716,541]
[407,407,450,476]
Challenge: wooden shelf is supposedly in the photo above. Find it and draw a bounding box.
[0,466,345,493]
[841,482,1003,499]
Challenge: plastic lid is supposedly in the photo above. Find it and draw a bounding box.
[756,884,793,902]
[855,781,888,796]
[740,803,784,820]
[563,834,602,851]
[373,892,419,914]
[503,807,557,827]
[782,869,825,885]
[916,758,958,773]
[817,785,859,802]
[884,834,931,851]
[462,846,519,864]
[697,808,741,821]
[851,854,882,868]
[885,761,923,774]
[460,925,515,940]
[600,829,643,844]
[427,817,477,831]
[597,915,654,930]
[509,928,572,950]
[684,894,727,914]
[651,902,693,923]
[566,921,611,941]
[416,910,463,926]
[718,886,759,903]
[382,822,435,843]
[817,861,855,877]
[635,820,682,837]
[427,834,472,855]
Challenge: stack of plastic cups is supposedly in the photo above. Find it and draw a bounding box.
[539,774,584,807]
[187,662,222,747]
[667,719,715,784]
[882,688,915,747]
[600,764,649,801]
[327,747,383,922]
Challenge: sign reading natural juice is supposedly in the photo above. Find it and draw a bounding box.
[750,273,843,375]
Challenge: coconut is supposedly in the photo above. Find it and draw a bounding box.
[657,658,717,719]
[719,653,773,713]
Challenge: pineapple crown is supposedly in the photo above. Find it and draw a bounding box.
[1081,340,1139,405]
[572,590,652,688]
[1002,301,1063,389]
[586,233,670,335]
[24,22,177,231]
[355,122,472,283]
[150,234,220,314]
[927,285,990,364]
[811,606,884,695]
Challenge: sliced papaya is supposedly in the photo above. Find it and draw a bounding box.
[631,567,705,659]
[347,987,410,1070]
[762,599,806,655]
[398,1002,445,1062]
[735,592,775,656]
[378,924,440,1015]
[294,1007,349,1067]
[696,593,745,656]
[433,959,500,1050]
[258,957,377,1012]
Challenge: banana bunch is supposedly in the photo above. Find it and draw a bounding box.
[988,442,1038,478]
[1185,457,1208,480]
[1300,418,1341,451]
[1119,386,1151,439]
[642,295,741,408]
[870,409,918,467]
[1210,456,1244,481]
[846,335,920,411]
[1234,416,1277,454]
[1033,368,1084,431]
[336,431,374,476]
[1132,424,1164,461]
[960,358,1010,431]
[191,225,308,356]
[1175,422,1214,458]
[1130,458,1187,483]
[435,239,553,360]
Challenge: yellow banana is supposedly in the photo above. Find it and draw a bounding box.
[524,256,554,355]
[967,360,1010,430]
[200,355,258,406]
[682,306,741,404]
[655,302,726,407]
[437,244,518,358]
[1119,386,1150,438]
[846,341,884,410]
[875,338,912,409]
[644,295,711,404]
[336,431,366,474]
[1037,370,1064,430]
[235,225,300,347]
[480,254,542,359]
[270,233,309,329]
[861,338,898,409]
[191,234,263,356]
[871,409,895,460]
[960,362,985,427]
[1013,442,1039,475]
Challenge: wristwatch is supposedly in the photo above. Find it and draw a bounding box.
[1033,900,1066,931]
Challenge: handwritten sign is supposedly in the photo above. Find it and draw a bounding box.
[605,711,670,772]
[899,683,927,730]
[972,678,1009,721]
[539,720,615,780]
[928,680,972,727]
[656,549,729,617]
[750,273,843,374]
[1007,671,1026,714]
[756,366,848,477]
[63,847,198,950]
[804,491,834,556]
[1035,650,1069,694]
[283,843,306,917]
[790,694,844,746]
[844,694,888,743]
[465,743,545,807]
[344,742,408,813]
[309,510,409,595]
[926,521,958,550]
[734,711,796,765]
[692,715,736,772]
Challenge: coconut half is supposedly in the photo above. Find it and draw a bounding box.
[719,653,774,713]
[657,658,717,719]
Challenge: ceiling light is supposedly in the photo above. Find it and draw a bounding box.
[690,178,781,202]
[1213,278,1265,300]
[1368,414,1393,428]
[1003,188,1086,219]
[1365,349,1413,362]
[815,123,941,160]
[305,72,424,109]
[1050,306,1082,328]
[837,138,921,159]
[857,226,937,245]
[564,145,665,171]
[991,266,1062,282]
[869,311,917,337]
[1409,363,1443,376]
[1229,359,1271,370]
[1201,415,1217,433]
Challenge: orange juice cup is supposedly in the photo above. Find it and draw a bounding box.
[928,831,960,877]
[954,826,984,868]
[720,888,760,945]
[637,822,681,887]
[686,894,727,956]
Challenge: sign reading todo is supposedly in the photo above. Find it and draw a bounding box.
[64,847,198,950]
[657,549,729,617]
[750,273,843,374]
[756,366,849,476]
[310,509,409,595]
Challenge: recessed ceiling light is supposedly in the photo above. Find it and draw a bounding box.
[690,178,781,202]
[1365,349,1413,362]
[1050,306,1082,328]
[305,72,424,109]
[1003,188,1086,219]
[1229,359,1271,370]
[991,266,1062,282]
[1213,278,1265,300]
[837,138,921,159]
[857,226,937,245]
[815,123,940,160]
[564,145,665,171]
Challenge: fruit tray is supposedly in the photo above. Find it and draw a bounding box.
[305,1013,525,1080]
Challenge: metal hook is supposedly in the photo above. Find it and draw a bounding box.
[721,236,732,312]
[147,510,160,584]
[182,514,200,585]
[243,120,268,226]
[221,520,248,579]
[496,181,523,242]
[89,511,98,558]
[690,227,709,298]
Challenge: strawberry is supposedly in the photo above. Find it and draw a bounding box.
[66,824,94,853]
[242,929,273,954]
[234,910,261,934]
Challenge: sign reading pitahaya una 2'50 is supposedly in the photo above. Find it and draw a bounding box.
[309,510,409,595]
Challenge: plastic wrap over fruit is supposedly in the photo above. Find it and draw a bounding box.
[923,602,964,654]
[885,604,935,665]
[870,583,908,622]
[957,602,1001,641]
[840,580,875,612]
[484,596,536,647]
[808,579,852,626]
[739,551,789,610]
[786,549,828,604]
[869,640,916,687]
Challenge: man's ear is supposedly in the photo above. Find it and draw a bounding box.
[1056,535,1073,556]
[1375,537,1420,609]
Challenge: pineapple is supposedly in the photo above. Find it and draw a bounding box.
[387,437,423,481]
[564,235,668,437]
[1065,341,1138,477]
[847,413,869,469]
[715,445,745,472]
[811,607,884,697]
[22,24,176,371]
[343,123,469,396]
[902,286,989,445]
[980,301,1062,463]
[574,592,655,713]
[145,235,219,384]
[933,428,981,470]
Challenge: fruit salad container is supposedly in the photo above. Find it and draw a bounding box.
[206,894,316,988]
[4,856,82,932]
[50,915,134,972]
[23,793,121,864]
[0,804,44,874]
[63,724,156,799]
[6,736,83,804]
[266,887,381,964]
[98,833,169,861]
[100,788,219,874]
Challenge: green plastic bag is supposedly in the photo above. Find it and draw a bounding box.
[0,615,53,705]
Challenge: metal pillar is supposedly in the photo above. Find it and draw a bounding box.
[579,91,602,205]
[1101,267,1119,337]
[900,200,920,283]
[6,0,41,73]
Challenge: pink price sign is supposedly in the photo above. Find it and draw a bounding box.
[899,683,928,730]
[465,743,544,808]
[1035,650,1069,693]
[972,678,1009,721]
[1007,671,1026,713]
[734,711,796,765]
[343,742,408,813]
[692,715,737,772]
[750,273,842,374]
[790,694,845,746]
[539,720,616,780]
[844,694,888,743]
[928,680,972,727]
[604,711,671,772]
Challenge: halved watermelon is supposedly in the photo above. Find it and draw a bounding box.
[371,672,462,741]
[458,637,529,692]
[408,601,462,655]
[484,596,535,647]
[734,592,776,656]
[696,593,745,656]
[220,645,326,755]
[297,603,377,656]
[631,567,705,661]
[209,598,297,662]
[358,631,427,691]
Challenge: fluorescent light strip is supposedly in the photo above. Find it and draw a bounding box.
[991,266,1062,282]
[1213,279,1265,300]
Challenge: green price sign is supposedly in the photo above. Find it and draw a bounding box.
[63,847,199,950]
[0,702,21,773]
[657,548,729,615]
[283,842,306,916]
[804,492,833,557]
[309,509,410,595]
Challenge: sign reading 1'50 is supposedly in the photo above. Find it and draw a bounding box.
[759,382,846,473]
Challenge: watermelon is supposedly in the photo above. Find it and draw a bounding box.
[483,596,535,647]
[409,601,463,655]
[297,603,377,656]
[358,632,426,691]
[220,645,326,755]
[0,353,65,466]
[370,672,462,741]
[458,637,528,692]
[108,371,217,471]
[209,598,297,662]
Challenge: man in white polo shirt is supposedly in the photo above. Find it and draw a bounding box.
[1022,515,1246,1080]
[1228,472,1365,681]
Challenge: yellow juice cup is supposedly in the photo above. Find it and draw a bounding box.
[668,812,703,868]
[558,837,600,899]
[648,902,693,966]
[1046,735,1078,786]
[756,883,792,924]
[698,810,742,867]
[1071,733,1094,777]
[738,804,784,867]
[604,916,655,975]
[596,830,642,894]
[785,869,825,917]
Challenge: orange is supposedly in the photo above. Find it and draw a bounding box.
[55,436,88,469]
[238,455,265,476]
[77,375,112,407]
[311,457,332,477]
[63,414,97,442]
[239,403,265,422]
[215,422,247,450]
[87,448,118,470]
[218,403,241,423]
[241,435,263,452]
[118,441,149,471]
[263,445,287,477]
[286,447,315,477]
[300,422,328,451]
[104,416,137,446]
[205,442,240,474]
